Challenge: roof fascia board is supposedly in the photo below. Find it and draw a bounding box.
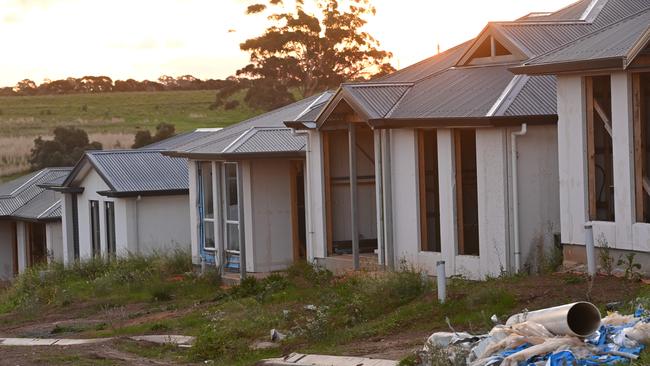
[511,57,624,75]
[178,151,306,161]
[97,189,189,198]
[367,115,557,129]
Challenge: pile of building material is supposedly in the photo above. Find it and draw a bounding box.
[421,302,650,366]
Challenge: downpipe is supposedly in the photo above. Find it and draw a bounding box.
[511,124,527,272]
[506,302,602,337]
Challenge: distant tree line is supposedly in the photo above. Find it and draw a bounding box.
[2,75,229,97]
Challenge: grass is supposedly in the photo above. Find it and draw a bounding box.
[0,90,259,137]
[0,258,648,365]
[0,89,262,179]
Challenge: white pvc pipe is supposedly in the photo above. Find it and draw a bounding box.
[511,124,527,272]
[436,260,446,303]
[584,222,596,276]
[506,302,601,337]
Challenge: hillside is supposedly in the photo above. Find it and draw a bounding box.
[0,90,262,179]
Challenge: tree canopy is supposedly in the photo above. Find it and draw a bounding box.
[217,0,394,110]
[132,123,177,149]
[30,127,103,170]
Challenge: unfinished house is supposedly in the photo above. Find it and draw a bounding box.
[287,0,646,279]
[513,5,650,267]
[48,148,196,264]
[0,167,71,280]
[165,92,332,279]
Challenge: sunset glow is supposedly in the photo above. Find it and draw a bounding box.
[0,0,577,87]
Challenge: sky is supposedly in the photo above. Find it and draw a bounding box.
[0,0,578,87]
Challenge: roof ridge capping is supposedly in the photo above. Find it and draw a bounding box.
[511,7,650,75]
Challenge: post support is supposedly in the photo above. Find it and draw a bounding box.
[349,124,360,271]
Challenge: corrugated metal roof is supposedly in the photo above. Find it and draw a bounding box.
[171,92,332,156]
[521,9,650,68]
[231,128,306,154]
[503,75,557,116]
[139,129,220,151]
[344,84,411,119]
[539,0,593,21]
[375,41,472,83]
[84,150,188,193]
[0,167,71,220]
[495,0,649,57]
[12,190,61,220]
[388,66,516,119]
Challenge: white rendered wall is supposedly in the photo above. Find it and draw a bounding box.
[509,125,561,272]
[306,129,328,261]
[473,128,509,278]
[188,161,200,265]
[388,129,423,267]
[61,193,75,265]
[557,75,589,247]
[0,221,14,281]
[134,195,191,254]
[249,159,295,272]
[46,221,63,263]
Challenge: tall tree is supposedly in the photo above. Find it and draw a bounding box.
[30,127,102,170]
[224,0,394,109]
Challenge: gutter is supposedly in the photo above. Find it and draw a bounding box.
[367,115,556,129]
[97,189,188,198]
[511,123,527,272]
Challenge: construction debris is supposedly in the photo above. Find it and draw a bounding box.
[419,303,650,366]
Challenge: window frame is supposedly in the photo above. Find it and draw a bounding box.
[197,161,217,251]
[223,162,241,253]
[418,129,442,253]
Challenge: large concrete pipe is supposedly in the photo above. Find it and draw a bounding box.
[506,302,602,337]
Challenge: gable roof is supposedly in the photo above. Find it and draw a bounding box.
[63,150,189,197]
[0,167,71,221]
[168,92,333,159]
[139,129,221,151]
[307,0,646,130]
[513,8,650,74]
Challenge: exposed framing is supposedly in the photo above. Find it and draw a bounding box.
[634,72,650,222]
[585,75,615,221]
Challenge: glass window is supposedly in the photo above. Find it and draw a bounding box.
[224,163,240,252]
[90,200,101,257]
[225,163,239,221]
[227,223,240,251]
[105,201,116,257]
[198,162,216,250]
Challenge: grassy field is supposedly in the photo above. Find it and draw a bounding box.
[0,254,647,365]
[0,90,261,180]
